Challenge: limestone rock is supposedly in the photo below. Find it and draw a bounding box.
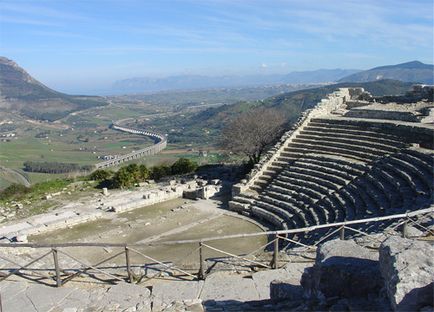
[270,279,303,301]
[379,236,434,311]
[301,239,382,300]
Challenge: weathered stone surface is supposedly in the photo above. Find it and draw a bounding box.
[380,236,434,311]
[251,262,309,300]
[200,271,260,301]
[301,239,382,300]
[159,299,204,312]
[270,279,303,301]
[151,280,203,311]
[252,268,293,300]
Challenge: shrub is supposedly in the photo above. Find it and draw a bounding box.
[0,184,30,200]
[88,169,113,181]
[150,165,171,181]
[171,158,198,175]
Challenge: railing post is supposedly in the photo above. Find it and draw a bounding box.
[272,234,279,269]
[198,242,206,280]
[52,248,62,287]
[340,226,345,240]
[402,221,408,238]
[125,246,132,283]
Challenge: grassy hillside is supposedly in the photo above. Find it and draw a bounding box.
[0,57,108,121]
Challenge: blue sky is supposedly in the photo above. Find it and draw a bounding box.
[0,0,433,93]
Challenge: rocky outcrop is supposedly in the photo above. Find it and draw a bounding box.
[301,239,382,301]
[380,236,434,311]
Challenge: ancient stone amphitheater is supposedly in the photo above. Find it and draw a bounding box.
[229,86,434,239]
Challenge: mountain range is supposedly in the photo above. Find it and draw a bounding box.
[0,57,107,121]
[338,61,433,84]
[112,60,433,94]
[112,69,360,94]
[0,57,432,122]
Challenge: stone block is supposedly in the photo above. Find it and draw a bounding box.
[270,279,303,301]
[200,272,260,301]
[380,236,434,312]
[301,239,382,300]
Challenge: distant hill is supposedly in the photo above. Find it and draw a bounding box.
[282,69,360,84]
[339,61,434,84]
[112,69,361,94]
[0,57,107,121]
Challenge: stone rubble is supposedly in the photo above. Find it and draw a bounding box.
[379,236,434,311]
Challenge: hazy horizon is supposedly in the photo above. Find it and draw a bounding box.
[1,0,433,93]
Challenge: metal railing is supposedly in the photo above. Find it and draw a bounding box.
[0,207,432,287]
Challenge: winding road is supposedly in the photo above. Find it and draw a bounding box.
[95,122,167,169]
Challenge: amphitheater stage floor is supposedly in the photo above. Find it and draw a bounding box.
[28,197,267,267]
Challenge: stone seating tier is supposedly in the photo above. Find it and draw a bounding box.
[228,89,434,243]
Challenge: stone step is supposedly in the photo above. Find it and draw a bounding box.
[289,139,394,157]
[255,198,307,229]
[293,155,368,174]
[309,119,365,129]
[303,125,401,141]
[252,199,294,222]
[287,164,351,185]
[313,198,336,223]
[259,194,316,226]
[228,201,249,213]
[285,144,377,162]
[232,195,255,205]
[352,178,383,216]
[275,175,333,197]
[275,156,299,165]
[327,193,348,221]
[301,129,405,147]
[308,118,404,136]
[291,160,358,181]
[370,167,409,210]
[364,172,393,210]
[250,206,287,230]
[377,165,417,209]
[264,190,328,224]
[335,187,358,219]
[293,135,400,153]
[398,152,434,181]
[265,187,313,208]
[280,170,342,191]
[380,162,420,194]
[269,183,322,204]
[389,156,433,193]
[343,183,370,217]
[404,149,434,168]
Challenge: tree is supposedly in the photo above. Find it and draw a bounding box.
[88,169,113,181]
[138,164,150,180]
[150,165,171,181]
[220,107,286,164]
[171,158,198,175]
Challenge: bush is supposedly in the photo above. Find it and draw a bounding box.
[100,158,198,188]
[171,158,198,175]
[0,184,30,200]
[88,169,113,181]
[112,166,136,188]
[139,164,150,180]
[150,165,172,181]
[0,179,71,201]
